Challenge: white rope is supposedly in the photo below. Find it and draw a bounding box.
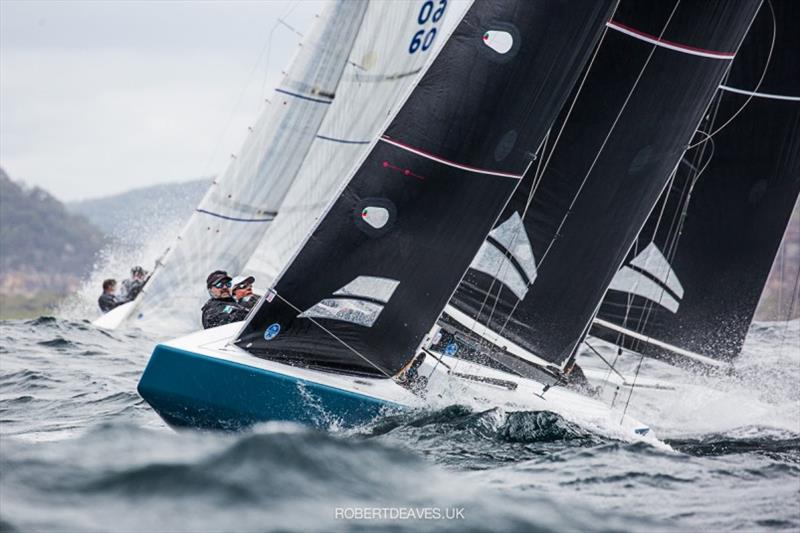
[686,0,774,150]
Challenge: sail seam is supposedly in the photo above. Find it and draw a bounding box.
[196,209,277,223]
[606,20,736,60]
[380,136,523,179]
[275,88,334,104]
[315,134,371,145]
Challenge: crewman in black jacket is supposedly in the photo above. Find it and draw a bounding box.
[201,270,249,329]
[98,279,122,313]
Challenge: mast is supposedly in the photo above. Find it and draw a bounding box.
[441,0,762,376]
[125,1,369,331]
[592,0,800,368]
[235,0,617,377]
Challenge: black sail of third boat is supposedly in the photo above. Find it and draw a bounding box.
[593,0,800,368]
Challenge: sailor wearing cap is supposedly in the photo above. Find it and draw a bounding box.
[201,270,249,329]
[231,275,260,311]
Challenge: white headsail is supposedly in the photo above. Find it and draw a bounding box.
[243,0,450,288]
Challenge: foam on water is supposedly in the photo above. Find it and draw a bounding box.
[0,316,798,531]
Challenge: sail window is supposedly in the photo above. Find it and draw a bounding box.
[630,242,684,298]
[468,212,538,301]
[361,207,390,229]
[333,276,399,303]
[299,298,384,328]
[354,198,396,237]
[471,241,530,300]
[608,266,681,313]
[483,31,514,54]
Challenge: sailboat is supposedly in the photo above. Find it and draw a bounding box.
[589,0,799,384]
[94,0,444,332]
[430,0,764,391]
[138,0,761,439]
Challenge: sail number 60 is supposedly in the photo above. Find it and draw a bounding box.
[409,0,447,54]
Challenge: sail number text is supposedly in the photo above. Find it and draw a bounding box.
[409,0,447,54]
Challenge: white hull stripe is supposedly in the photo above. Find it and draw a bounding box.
[380,136,523,179]
[592,317,725,368]
[606,21,735,60]
[719,85,800,102]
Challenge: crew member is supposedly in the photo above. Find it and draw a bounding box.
[121,266,149,301]
[231,275,260,310]
[201,270,249,329]
[98,279,122,313]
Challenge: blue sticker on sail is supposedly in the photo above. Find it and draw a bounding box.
[264,323,281,341]
[444,342,459,356]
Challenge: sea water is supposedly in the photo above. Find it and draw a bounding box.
[0,317,798,532]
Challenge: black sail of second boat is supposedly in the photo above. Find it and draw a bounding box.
[592,0,800,368]
[234,0,616,376]
[441,0,762,374]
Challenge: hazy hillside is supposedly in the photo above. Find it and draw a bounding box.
[0,168,106,317]
[68,179,209,247]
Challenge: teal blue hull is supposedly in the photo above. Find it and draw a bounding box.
[137,344,401,431]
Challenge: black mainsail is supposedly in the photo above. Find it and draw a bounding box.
[592,0,800,368]
[235,0,616,376]
[441,0,762,375]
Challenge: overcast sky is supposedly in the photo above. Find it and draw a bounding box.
[1,0,328,201]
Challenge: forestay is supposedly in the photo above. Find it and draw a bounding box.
[125,1,368,332]
[236,0,617,377]
[443,0,762,373]
[593,0,800,367]
[243,0,450,288]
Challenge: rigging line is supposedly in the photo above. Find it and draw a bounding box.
[584,340,626,382]
[686,0,774,150]
[462,130,551,359]
[261,1,303,100]
[436,154,539,382]
[451,130,553,375]
[481,131,551,326]
[268,291,394,379]
[495,0,684,350]
[776,247,800,362]
[615,140,715,420]
[627,131,716,344]
[203,1,302,179]
[619,341,647,424]
[615,136,715,370]
[458,19,618,362]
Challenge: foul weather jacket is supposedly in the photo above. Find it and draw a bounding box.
[201,297,250,329]
[98,293,122,313]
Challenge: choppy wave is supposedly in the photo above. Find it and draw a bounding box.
[0,317,798,531]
